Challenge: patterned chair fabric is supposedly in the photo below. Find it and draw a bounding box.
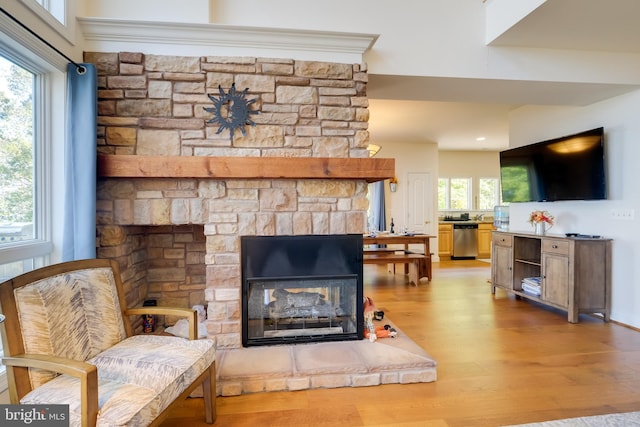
[14,267,129,388]
[21,335,216,426]
[0,259,216,427]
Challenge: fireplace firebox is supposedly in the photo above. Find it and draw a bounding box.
[241,234,364,347]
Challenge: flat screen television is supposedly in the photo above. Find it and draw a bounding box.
[499,127,606,203]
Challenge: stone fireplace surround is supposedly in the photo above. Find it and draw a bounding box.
[92,51,393,350]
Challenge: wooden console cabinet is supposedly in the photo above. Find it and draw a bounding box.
[491,231,611,323]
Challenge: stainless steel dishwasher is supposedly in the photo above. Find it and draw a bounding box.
[452,222,478,259]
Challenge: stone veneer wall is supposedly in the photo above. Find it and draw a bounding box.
[90,52,371,348]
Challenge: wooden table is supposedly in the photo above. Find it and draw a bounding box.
[362,234,435,283]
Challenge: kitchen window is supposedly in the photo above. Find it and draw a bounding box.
[478,178,500,210]
[438,178,471,210]
[440,177,500,211]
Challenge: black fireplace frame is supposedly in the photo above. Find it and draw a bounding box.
[241,234,364,347]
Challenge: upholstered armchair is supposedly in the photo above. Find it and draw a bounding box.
[0,259,216,427]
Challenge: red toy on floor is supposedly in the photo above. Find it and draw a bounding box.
[364,325,397,339]
[363,296,397,340]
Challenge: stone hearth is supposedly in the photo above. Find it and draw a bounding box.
[215,319,437,396]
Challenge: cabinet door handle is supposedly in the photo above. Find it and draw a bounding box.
[552,245,558,249]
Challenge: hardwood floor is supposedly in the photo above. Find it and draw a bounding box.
[161,260,640,426]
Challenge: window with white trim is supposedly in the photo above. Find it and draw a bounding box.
[478,177,500,210]
[33,0,67,25]
[18,0,75,44]
[0,32,64,386]
[438,177,472,210]
[0,55,52,279]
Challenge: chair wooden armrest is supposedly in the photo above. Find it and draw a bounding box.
[2,354,98,427]
[125,306,198,339]
[0,259,216,426]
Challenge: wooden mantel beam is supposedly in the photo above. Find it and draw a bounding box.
[97,155,395,183]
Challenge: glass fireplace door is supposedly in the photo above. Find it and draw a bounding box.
[244,275,360,346]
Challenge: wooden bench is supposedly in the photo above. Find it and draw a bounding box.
[406,251,433,282]
[363,247,399,254]
[362,234,434,283]
[363,253,426,285]
[364,247,402,273]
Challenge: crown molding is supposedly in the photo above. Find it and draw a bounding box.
[78,17,378,63]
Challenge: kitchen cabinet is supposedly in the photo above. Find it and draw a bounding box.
[490,231,611,323]
[438,224,453,258]
[477,223,495,258]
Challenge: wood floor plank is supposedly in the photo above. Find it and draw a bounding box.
[161,260,640,426]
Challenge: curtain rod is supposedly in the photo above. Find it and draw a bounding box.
[0,6,86,74]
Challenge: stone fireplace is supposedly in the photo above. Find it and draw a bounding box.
[92,52,393,349]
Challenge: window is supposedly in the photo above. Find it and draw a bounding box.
[34,0,67,25]
[438,177,471,210]
[18,0,75,44]
[0,55,52,279]
[0,20,66,380]
[439,177,501,211]
[478,177,500,210]
[0,58,35,243]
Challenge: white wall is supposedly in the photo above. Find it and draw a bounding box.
[82,0,211,23]
[375,141,439,253]
[208,0,640,85]
[485,0,547,44]
[507,90,640,327]
[72,0,640,86]
[439,151,500,178]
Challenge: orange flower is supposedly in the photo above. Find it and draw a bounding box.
[529,210,554,225]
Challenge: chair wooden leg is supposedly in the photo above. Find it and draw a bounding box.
[202,362,217,424]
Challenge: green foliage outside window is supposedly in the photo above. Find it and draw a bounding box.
[450,178,470,210]
[437,178,448,210]
[0,59,34,224]
[479,178,499,210]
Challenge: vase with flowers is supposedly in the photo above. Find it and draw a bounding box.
[529,210,554,235]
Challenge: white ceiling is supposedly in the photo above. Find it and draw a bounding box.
[366,0,640,151]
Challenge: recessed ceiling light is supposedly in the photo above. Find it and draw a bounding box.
[476,137,486,141]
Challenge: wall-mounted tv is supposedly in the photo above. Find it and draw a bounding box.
[500,127,606,203]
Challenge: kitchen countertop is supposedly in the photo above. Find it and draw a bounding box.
[438,220,495,225]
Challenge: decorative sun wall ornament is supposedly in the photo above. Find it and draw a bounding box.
[204,83,259,141]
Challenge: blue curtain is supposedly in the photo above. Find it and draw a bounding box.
[369,181,386,232]
[62,63,97,261]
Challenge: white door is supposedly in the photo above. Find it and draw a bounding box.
[406,172,434,234]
